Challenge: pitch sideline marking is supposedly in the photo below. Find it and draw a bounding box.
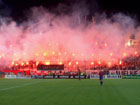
[0,80,44,91]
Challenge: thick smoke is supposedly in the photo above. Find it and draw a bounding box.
[0,6,139,66]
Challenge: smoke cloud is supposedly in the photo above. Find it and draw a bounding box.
[0,4,139,66]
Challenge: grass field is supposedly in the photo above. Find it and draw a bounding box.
[0,79,140,105]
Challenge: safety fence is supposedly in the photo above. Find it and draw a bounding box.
[4,75,31,79]
[90,75,122,79]
[2,74,140,79]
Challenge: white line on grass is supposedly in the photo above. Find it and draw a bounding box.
[0,81,42,91]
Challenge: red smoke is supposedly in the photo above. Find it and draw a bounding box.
[0,8,139,69]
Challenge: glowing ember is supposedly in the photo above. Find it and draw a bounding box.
[21,62,24,66]
[119,60,122,65]
[43,52,47,56]
[26,62,29,65]
[127,41,131,46]
[35,53,39,56]
[52,51,55,55]
[104,43,107,47]
[45,61,50,65]
[108,62,112,67]
[110,53,113,56]
[72,53,75,56]
[98,61,101,65]
[36,62,39,65]
[11,61,15,65]
[123,53,127,57]
[76,61,79,65]
[68,62,72,66]
[134,51,138,55]
[91,62,94,65]
[58,52,61,56]
[58,61,63,65]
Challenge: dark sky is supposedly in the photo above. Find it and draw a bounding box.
[1,0,140,22]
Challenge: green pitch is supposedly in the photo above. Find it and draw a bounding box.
[0,79,140,105]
